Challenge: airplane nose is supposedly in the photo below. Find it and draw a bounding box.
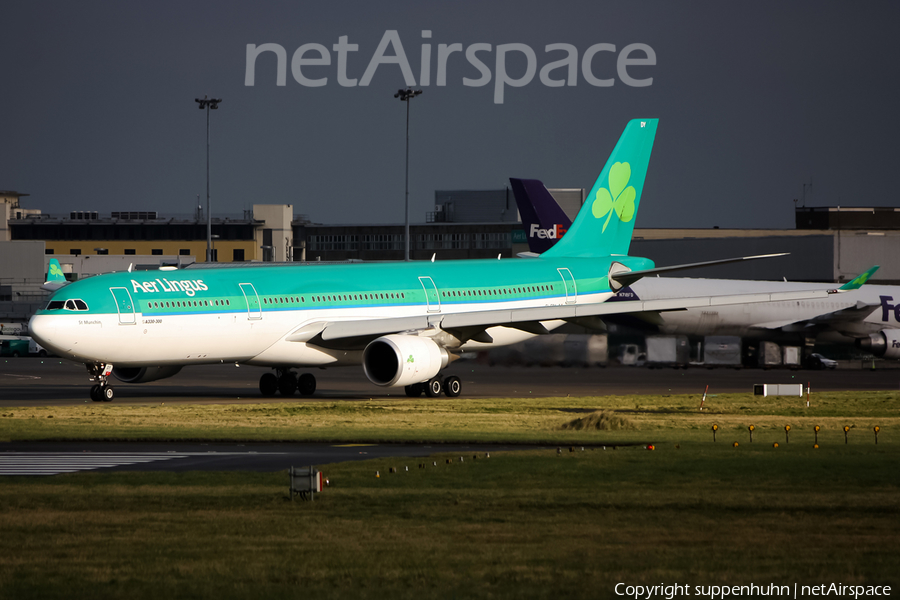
[29,314,58,350]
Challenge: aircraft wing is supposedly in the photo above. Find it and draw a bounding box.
[753,300,881,334]
[749,266,881,334]
[288,287,842,347]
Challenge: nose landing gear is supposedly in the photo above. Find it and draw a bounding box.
[90,384,114,402]
[87,363,115,402]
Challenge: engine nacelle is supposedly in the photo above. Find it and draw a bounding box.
[363,335,450,387]
[857,330,900,359]
[112,365,184,384]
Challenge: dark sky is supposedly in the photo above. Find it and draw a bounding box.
[2,1,898,229]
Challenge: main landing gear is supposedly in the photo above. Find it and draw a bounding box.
[405,375,462,398]
[260,368,316,397]
[87,363,115,402]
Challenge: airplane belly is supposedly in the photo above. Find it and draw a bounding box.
[245,342,362,367]
[132,312,272,364]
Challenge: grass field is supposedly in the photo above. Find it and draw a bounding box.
[1,391,898,599]
[0,390,897,445]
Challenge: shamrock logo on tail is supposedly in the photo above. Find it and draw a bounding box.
[49,263,64,278]
[591,162,636,233]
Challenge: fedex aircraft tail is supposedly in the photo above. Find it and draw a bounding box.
[509,178,572,254]
[541,118,657,259]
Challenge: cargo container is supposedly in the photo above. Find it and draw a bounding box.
[783,346,801,369]
[522,336,565,367]
[758,341,782,368]
[562,334,608,367]
[646,335,690,367]
[703,336,742,367]
[483,334,607,367]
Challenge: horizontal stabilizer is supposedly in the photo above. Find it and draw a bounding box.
[41,281,68,292]
[610,253,789,288]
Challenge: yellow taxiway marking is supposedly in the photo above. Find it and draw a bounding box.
[331,444,377,447]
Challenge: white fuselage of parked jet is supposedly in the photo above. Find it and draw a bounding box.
[624,277,898,342]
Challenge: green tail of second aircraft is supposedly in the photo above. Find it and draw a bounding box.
[542,118,658,259]
[42,258,68,292]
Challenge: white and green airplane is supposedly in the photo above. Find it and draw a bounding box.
[29,119,844,402]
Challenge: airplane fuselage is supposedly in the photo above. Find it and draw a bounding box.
[30,255,643,368]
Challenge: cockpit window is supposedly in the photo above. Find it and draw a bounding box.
[47,300,65,310]
[62,299,89,311]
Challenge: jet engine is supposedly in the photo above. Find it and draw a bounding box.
[857,330,900,359]
[112,365,184,384]
[363,335,450,387]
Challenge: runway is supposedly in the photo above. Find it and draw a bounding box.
[1,358,895,476]
[1,357,898,407]
[0,441,528,475]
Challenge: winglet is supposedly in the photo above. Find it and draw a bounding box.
[41,258,68,292]
[837,266,879,291]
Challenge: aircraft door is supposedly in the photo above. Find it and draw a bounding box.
[418,276,441,313]
[239,283,262,320]
[557,268,577,305]
[109,287,136,325]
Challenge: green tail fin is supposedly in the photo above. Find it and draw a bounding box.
[542,119,658,258]
[839,265,879,290]
[42,258,68,291]
[47,259,66,283]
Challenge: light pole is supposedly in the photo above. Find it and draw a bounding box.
[195,95,222,262]
[394,88,422,261]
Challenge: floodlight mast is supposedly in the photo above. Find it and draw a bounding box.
[195,95,222,262]
[394,88,422,262]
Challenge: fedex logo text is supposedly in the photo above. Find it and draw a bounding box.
[529,223,568,240]
[879,295,900,322]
